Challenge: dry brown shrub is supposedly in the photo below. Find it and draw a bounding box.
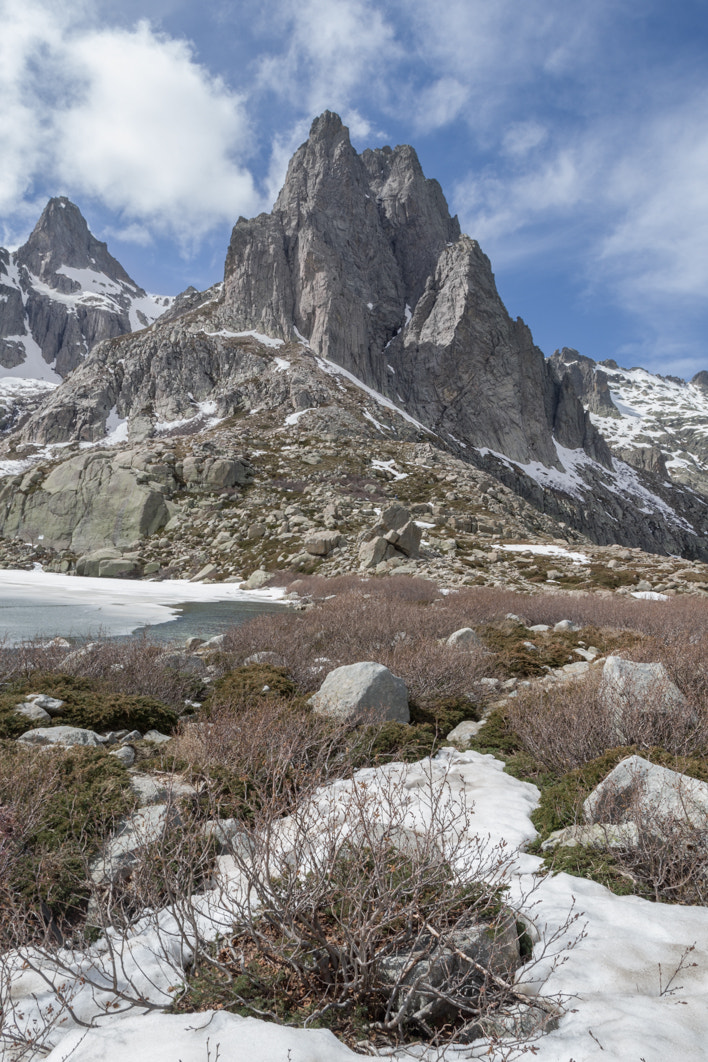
[622,630,708,718]
[170,697,348,818]
[222,582,488,704]
[506,668,708,774]
[0,633,202,711]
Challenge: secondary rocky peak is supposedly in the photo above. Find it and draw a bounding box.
[0,197,171,379]
[692,370,708,393]
[16,197,138,293]
[549,348,617,416]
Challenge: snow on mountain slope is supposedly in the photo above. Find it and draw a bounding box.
[591,364,708,480]
[550,349,708,497]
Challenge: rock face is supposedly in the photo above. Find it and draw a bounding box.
[309,662,410,723]
[0,197,171,380]
[222,113,605,470]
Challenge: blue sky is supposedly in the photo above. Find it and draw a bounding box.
[1,0,708,378]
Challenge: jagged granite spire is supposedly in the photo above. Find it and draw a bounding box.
[222,111,607,468]
[223,111,459,386]
[16,197,138,294]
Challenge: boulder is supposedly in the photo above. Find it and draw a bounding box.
[129,772,197,806]
[600,656,688,740]
[379,912,520,1025]
[359,536,393,569]
[90,803,180,885]
[446,719,485,746]
[25,694,65,716]
[14,702,51,724]
[109,745,136,767]
[446,627,482,649]
[583,755,708,834]
[98,557,142,578]
[309,662,410,724]
[541,823,640,852]
[143,730,172,745]
[18,725,104,747]
[304,531,343,556]
[553,620,580,632]
[242,569,270,590]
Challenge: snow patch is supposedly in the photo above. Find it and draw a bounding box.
[371,458,408,480]
[285,407,315,426]
[498,543,590,564]
[314,355,434,435]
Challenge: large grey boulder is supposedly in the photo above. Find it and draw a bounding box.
[24,694,65,716]
[360,505,422,569]
[446,628,482,649]
[583,755,708,835]
[309,662,410,724]
[304,531,343,556]
[14,702,51,724]
[600,656,689,740]
[18,725,104,748]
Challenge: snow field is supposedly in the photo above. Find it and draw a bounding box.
[4,745,708,1060]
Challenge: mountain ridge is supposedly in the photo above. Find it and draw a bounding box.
[0,112,707,573]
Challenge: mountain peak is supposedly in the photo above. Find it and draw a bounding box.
[308,110,347,142]
[16,197,137,291]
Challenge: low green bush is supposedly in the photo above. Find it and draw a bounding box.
[0,673,178,738]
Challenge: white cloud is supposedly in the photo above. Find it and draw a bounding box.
[502,121,548,158]
[257,0,401,119]
[0,0,261,242]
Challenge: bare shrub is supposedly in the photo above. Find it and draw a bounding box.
[222,583,488,705]
[0,633,203,712]
[179,762,576,1054]
[170,697,349,820]
[506,667,708,775]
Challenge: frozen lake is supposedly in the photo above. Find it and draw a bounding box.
[0,569,290,645]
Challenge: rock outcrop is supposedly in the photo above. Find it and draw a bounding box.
[0,443,253,553]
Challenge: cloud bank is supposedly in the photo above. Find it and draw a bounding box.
[0,0,260,244]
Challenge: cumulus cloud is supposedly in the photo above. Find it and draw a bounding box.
[0,0,261,242]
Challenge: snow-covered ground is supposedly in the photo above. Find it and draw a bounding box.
[4,748,708,1061]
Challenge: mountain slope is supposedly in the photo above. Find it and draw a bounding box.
[551,349,708,498]
[0,198,172,381]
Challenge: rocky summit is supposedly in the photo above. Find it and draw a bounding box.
[0,112,707,582]
[0,197,172,382]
